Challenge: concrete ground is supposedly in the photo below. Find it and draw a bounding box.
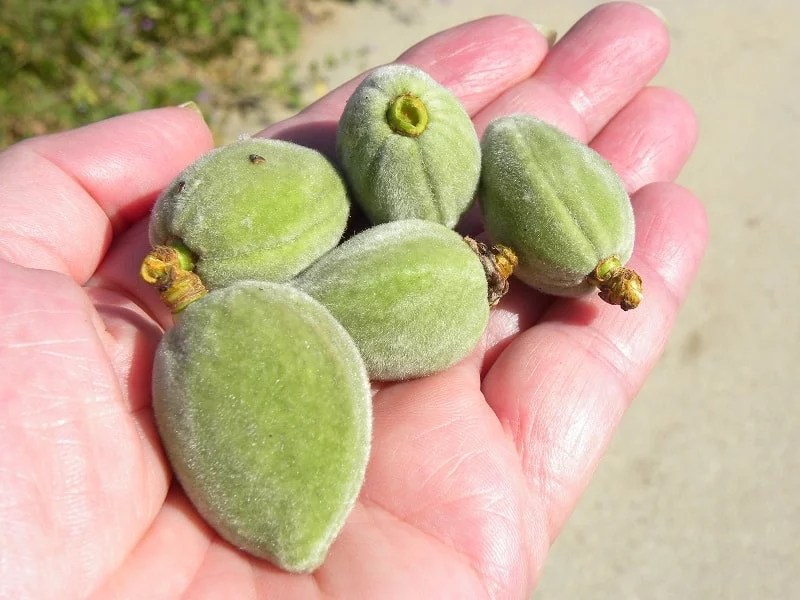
[244,1,798,597]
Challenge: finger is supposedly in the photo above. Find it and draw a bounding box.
[0,107,213,283]
[475,284,552,377]
[260,15,551,157]
[472,2,670,141]
[87,487,213,600]
[481,182,708,539]
[590,87,698,193]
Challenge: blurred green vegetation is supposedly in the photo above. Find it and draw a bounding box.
[0,0,371,147]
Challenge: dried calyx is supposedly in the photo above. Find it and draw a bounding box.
[140,240,208,313]
[587,255,643,311]
[464,237,518,307]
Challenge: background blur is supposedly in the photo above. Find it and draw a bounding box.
[5,1,797,598]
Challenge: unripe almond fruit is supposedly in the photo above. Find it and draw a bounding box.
[142,138,350,312]
[294,219,514,380]
[480,114,643,310]
[152,281,372,572]
[336,64,481,229]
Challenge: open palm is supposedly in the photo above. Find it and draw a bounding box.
[0,5,707,599]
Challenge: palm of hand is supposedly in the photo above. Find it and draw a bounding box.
[2,259,530,598]
[0,6,706,600]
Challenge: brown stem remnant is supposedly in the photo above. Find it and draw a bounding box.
[140,242,208,313]
[464,237,518,307]
[586,255,643,311]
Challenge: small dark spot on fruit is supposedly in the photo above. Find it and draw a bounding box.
[177,181,185,193]
[249,154,266,164]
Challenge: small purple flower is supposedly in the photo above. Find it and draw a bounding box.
[141,17,154,32]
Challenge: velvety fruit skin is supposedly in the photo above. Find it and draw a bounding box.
[294,219,488,381]
[480,114,635,296]
[336,64,481,229]
[149,138,349,288]
[152,282,371,572]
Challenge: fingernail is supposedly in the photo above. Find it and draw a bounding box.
[177,101,204,118]
[643,5,667,27]
[532,24,558,47]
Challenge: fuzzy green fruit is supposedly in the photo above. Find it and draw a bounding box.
[336,64,481,229]
[294,219,492,381]
[146,138,349,305]
[480,114,643,310]
[152,282,371,572]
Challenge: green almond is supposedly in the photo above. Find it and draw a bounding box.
[480,114,642,310]
[294,219,489,380]
[152,281,371,572]
[148,137,350,290]
[336,64,481,229]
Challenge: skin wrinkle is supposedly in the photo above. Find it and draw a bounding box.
[591,88,697,195]
[501,354,547,472]
[421,427,523,596]
[513,339,578,487]
[550,35,644,119]
[66,353,123,596]
[544,395,626,537]
[173,527,214,600]
[617,123,678,191]
[355,496,491,600]
[5,336,92,349]
[0,226,76,279]
[0,195,107,287]
[413,448,526,592]
[367,383,526,597]
[28,144,115,262]
[7,288,150,600]
[91,488,214,600]
[92,422,145,565]
[411,440,479,509]
[73,154,135,233]
[550,326,638,399]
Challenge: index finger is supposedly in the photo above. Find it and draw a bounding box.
[0,107,213,283]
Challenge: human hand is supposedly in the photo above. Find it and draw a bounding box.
[0,3,706,599]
